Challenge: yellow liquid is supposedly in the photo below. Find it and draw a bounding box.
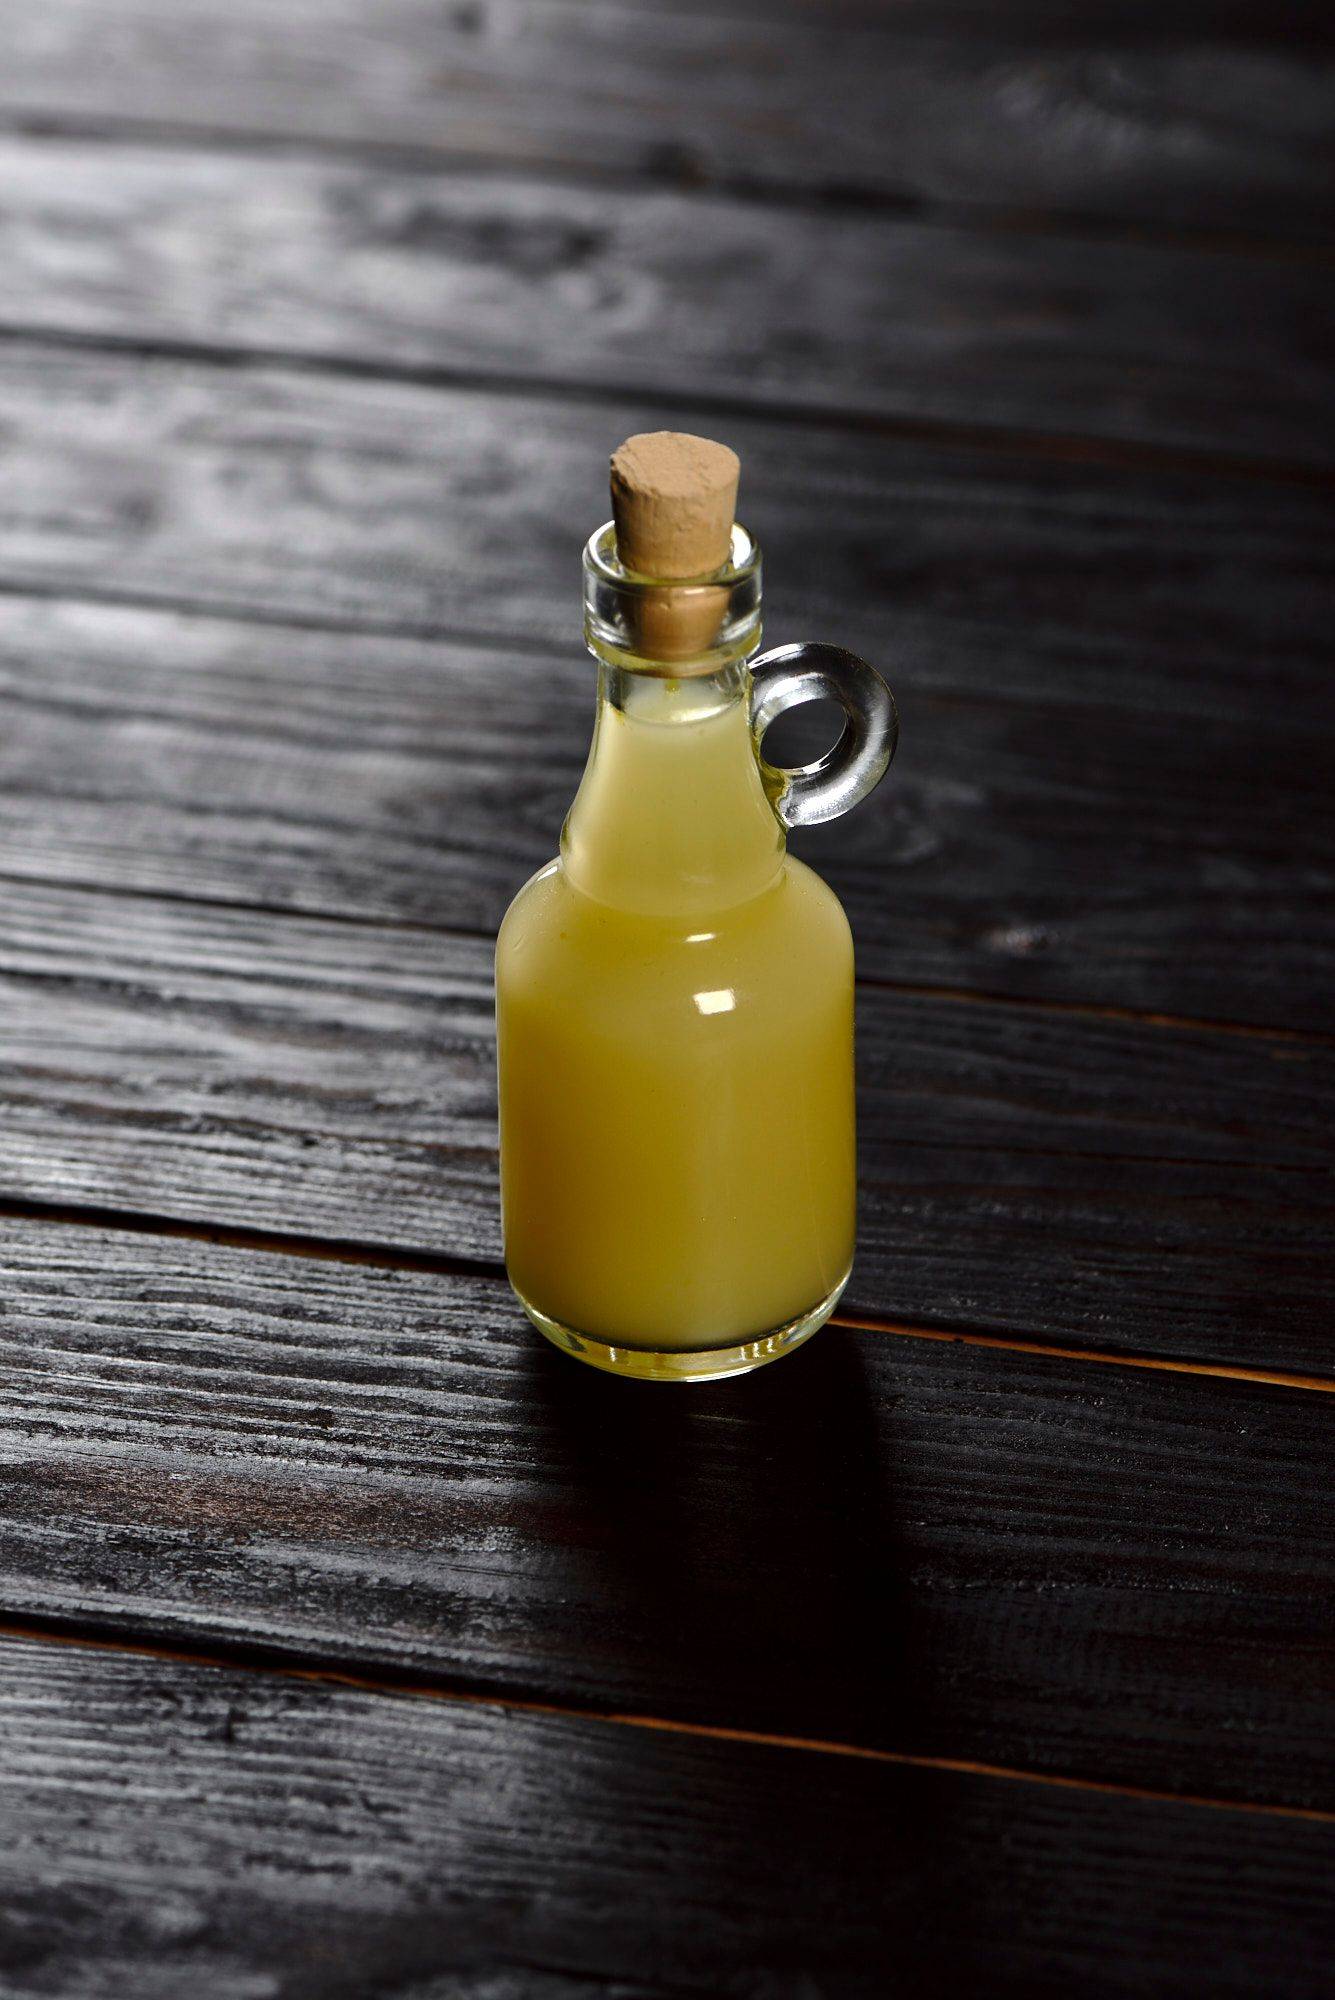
[496,679,855,1355]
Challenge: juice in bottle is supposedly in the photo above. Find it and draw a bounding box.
[496,433,896,1381]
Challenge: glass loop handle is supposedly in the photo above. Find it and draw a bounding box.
[750,642,898,828]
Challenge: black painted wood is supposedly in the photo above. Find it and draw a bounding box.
[0,0,1330,1989]
[1,1218,1333,1811]
[2,593,1332,1033]
[4,135,1333,464]
[6,1636,1333,2000]
[3,345,1331,716]
[2,885,1331,1371]
[2,0,1332,241]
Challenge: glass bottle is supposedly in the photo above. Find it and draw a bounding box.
[496,447,896,1383]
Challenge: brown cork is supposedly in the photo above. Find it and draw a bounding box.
[609,432,740,663]
[610,432,740,579]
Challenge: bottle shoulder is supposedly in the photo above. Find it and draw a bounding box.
[497,858,562,939]
[497,855,852,990]
[781,855,853,946]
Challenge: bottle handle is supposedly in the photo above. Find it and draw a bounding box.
[750,642,898,828]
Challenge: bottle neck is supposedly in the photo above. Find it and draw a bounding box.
[562,661,785,918]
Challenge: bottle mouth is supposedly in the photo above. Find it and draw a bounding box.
[582,520,762,675]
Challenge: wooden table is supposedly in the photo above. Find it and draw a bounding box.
[2,3,1333,1991]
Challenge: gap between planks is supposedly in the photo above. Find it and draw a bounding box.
[0,320,1331,492]
[0,866,1329,1054]
[0,1614,1329,1827]
[832,1312,1335,1398]
[3,1193,1331,1397]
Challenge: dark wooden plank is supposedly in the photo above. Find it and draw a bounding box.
[5,136,1333,464]
[5,1637,1332,1999]
[0,349,1332,1030]
[3,343,1328,716]
[3,594,1332,1033]
[1,885,1330,1371]
[2,1221,1333,1810]
[2,0,1332,241]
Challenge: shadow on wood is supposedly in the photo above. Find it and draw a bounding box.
[521,1325,907,1747]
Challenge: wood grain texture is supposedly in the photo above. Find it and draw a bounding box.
[3,135,1332,464]
[1,882,1330,1371]
[3,343,1329,711]
[2,593,1332,1033]
[0,7,1329,1989]
[5,1637,1333,2000]
[0,0,1332,241]
[1,1219,1333,1810]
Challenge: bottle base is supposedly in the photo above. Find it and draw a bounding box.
[514,1271,850,1383]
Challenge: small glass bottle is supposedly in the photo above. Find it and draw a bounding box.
[496,434,896,1381]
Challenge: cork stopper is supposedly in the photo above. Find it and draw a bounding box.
[610,432,740,579]
[609,432,740,663]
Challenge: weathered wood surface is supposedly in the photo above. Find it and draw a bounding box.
[1,0,1332,242]
[2,882,1330,1371]
[1,351,1332,1031]
[6,1638,1333,2000]
[3,345,1331,713]
[2,1220,1332,1807]
[0,0,1330,1989]
[3,593,1332,1034]
[5,135,1333,464]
